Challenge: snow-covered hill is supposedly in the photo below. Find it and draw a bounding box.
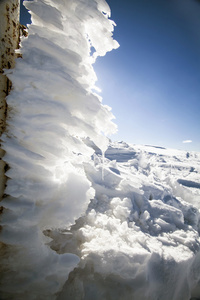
[50,141,200,300]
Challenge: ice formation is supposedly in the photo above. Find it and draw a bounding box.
[0,0,118,298]
[1,1,200,300]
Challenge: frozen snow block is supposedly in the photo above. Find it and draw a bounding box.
[149,200,184,228]
[103,167,122,187]
[105,149,137,162]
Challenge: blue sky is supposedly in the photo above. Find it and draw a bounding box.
[20,0,200,151]
[94,0,200,151]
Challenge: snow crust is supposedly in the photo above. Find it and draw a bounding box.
[1,0,200,300]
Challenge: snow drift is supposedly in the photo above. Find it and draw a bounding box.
[1,1,200,300]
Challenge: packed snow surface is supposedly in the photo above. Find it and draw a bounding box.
[1,0,200,300]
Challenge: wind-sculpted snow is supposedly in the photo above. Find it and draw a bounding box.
[0,0,118,298]
[1,0,200,299]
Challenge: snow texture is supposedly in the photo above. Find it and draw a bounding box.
[55,142,200,300]
[1,1,200,300]
[0,0,118,298]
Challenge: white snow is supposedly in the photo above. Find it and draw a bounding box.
[1,0,200,300]
[1,0,118,298]
[56,142,200,300]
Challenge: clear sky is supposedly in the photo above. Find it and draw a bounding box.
[94,0,200,151]
[20,0,200,151]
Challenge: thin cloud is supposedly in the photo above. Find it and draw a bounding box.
[182,140,192,143]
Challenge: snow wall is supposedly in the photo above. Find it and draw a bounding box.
[0,0,118,298]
